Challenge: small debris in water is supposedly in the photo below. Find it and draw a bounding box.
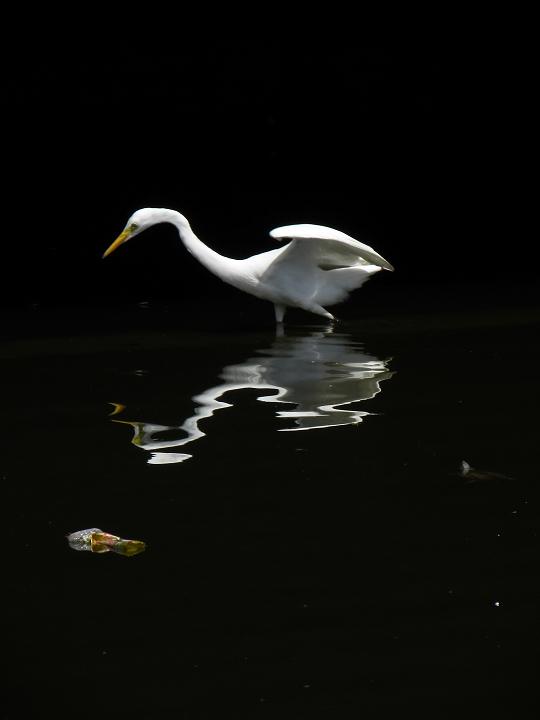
[67,528,146,557]
[458,460,514,483]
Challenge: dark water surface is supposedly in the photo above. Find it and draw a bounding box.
[2,305,538,718]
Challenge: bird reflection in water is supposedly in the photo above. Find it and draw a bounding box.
[109,329,394,464]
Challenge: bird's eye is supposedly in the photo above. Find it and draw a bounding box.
[130,223,139,231]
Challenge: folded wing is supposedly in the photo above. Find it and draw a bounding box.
[258,224,393,308]
[269,224,394,272]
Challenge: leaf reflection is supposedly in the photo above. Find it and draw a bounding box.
[110,328,394,464]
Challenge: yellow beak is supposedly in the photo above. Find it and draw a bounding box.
[102,229,132,259]
[108,402,126,416]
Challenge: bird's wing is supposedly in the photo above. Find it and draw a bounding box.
[269,224,394,271]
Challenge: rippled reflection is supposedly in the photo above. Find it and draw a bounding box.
[110,329,394,464]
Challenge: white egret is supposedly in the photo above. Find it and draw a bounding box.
[107,329,394,464]
[102,208,394,323]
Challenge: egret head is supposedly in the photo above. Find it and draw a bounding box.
[102,208,166,259]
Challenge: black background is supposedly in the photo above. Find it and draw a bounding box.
[1,37,538,720]
[1,40,530,319]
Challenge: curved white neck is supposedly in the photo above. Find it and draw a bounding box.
[155,209,237,281]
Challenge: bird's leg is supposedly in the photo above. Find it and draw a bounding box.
[274,303,286,324]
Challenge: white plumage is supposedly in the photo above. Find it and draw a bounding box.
[102,209,394,323]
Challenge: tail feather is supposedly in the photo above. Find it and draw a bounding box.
[315,265,381,306]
